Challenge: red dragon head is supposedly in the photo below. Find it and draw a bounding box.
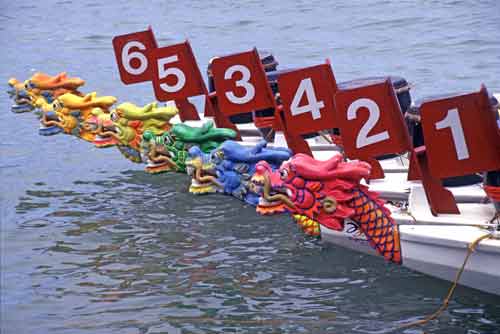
[252,153,372,236]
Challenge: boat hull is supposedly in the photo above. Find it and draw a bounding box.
[320,222,500,296]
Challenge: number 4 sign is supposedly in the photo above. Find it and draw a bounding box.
[277,63,338,135]
[112,27,157,84]
[420,85,500,178]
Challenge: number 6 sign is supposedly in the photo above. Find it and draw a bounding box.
[112,28,157,84]
[420,85,500,178]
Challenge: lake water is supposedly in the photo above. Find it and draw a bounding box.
[1,1,499,333]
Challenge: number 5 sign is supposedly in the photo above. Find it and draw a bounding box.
[420,85,500,178]
[112,27,157,84]
[148,41,207,102]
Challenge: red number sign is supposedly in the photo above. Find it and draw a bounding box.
[420,85,500,178]
[211,49,275,116]
[277,63,337,135]
[335,78,411,159]
[112,28,157,84]
[149,41,207,102]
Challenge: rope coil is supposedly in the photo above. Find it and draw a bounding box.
[398,231,494,330]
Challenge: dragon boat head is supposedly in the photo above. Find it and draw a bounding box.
[254,149,402,263]
[9,76,40,113]
[253,153,372,236]
[39,92,117,139]
[84,108,119,147]
[102,102,178,163]
[10,89,35,113]
[170,121,237,152]
[141,121,236,174]
[10,72,84,113]
[141,130,180,173]
[187,140,292,204]
[250,160,292,216]
[186,146,220,194]
[7,73,48,100]
[7,77,24,98]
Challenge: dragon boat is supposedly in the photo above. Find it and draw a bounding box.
[250,152,500,296]
[7,27,500,300]
[164,72,494,205]
[5,70,496,209]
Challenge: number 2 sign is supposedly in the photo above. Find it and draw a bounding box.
[277,63,338,135]
[112,28,157,84]
[335,78,411,159]
[420,85,500,178]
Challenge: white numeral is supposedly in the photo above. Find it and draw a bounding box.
[347,98,390,148]
[158,55,186,93]
[122,41,148,75]
[435,108,470,160]
[290,78,324,120]
[224,65,255,104]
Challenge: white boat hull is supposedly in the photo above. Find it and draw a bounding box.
[320,186,500,296]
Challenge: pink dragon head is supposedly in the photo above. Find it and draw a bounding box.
[249,160,290,215]
[253,152,372,236]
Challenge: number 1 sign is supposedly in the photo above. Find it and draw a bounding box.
[112,28,157,84]
[420,85,500,178]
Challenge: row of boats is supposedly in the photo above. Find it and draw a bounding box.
[7,51,500,295]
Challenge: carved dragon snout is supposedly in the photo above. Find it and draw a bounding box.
[253,161,296,209]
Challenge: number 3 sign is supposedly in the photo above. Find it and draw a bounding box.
[112,28,157,84]
[420,85,500,178]
[210,49,276,117]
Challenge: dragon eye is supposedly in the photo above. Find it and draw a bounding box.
[53,100,64,111]
[279,168,288,180]
[110,111,119,122]
[164,134,172,145]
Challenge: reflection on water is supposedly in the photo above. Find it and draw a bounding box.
[4,172,500,333]
[1,0,500,333]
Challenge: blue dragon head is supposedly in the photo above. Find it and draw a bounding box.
[187,139,292,206]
